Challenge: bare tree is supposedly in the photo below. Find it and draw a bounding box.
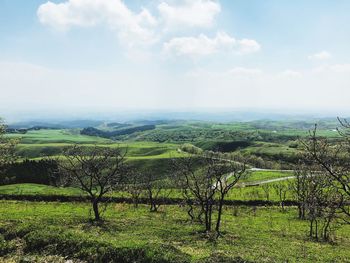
[124,170,144,208]
[262,183,271,203]
[144,172,171,212]
[173,152,246,237]
[292,163,309,219]
[304,171,342,241]
[173,156,203,223]
[273,181,290,211]
[302,123,350,219]
[215,156,246,236]
[296,133,345,241]
[57,145,128,221]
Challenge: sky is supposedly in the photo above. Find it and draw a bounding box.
[1,0,350,119]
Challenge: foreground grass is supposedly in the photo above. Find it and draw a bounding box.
[0,201,349,262]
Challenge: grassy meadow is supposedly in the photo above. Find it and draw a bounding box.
[0,201,349,262]
[1,120,349,262]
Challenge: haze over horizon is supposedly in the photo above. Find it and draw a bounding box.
[1,0,350,116]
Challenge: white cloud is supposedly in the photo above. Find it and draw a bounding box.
[228,67,263,77]
[312,63,350,74]
[308,50,332,60]
[37,0,261,59]
[280,70,302,78]
[37,0,158,46]
[186,67,262,78]
[158,0,221,30]
[329,64,350,73]
[163,32,260,57]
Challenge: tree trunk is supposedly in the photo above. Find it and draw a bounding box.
[299,205,306,219]
[92,199,100,221]
[309,219,313,237]
[298,204,302,219]
[204,202,210,232]
[315,220,318,240]
[187,204,194,221]
[150,203,158,212]
[148,188,156,212]
[215,197,224,237]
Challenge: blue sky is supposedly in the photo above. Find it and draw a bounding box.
[1,0,350,117]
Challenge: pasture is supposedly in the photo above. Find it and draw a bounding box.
[0,201,349,262]
[1,121,349,262]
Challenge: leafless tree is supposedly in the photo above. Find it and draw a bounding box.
[173,158,203,222]
[302,123,350,219]
[296,129,346,241]
[124,170,144,208]
[262,183,271,203]
[173,152,246,237]
[304,170,342,241]
[273,181,290,211]
[292,163,309,219]
[57,145,128,221]
[144,172,171,212]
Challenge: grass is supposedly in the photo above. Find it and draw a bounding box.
[0,177,296,203]
[243,170,293,183]
[0,201,349,262]
[0,183,83,196]
[243,141,298,157]
[6,129,112,144]
[8,129,184,160]
[1,124,349,262]
[0,170,294,201]
[15,143,183,160]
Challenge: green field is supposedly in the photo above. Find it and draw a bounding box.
[8,130,184,160]
[1,120,348,262]
[0,175,295,202]
[0,201,349,262]
[243,170,293,183]
[6,129,112,144]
